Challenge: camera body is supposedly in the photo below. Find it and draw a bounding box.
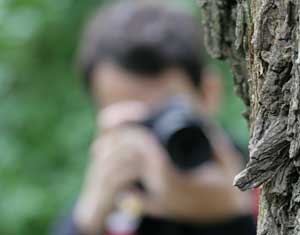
[141,97,212,171]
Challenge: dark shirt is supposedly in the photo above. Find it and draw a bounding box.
[137,215,256,235]
[52,213,256,235]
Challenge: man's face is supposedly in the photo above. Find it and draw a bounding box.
[91,62,172,109]
[90,62,224,118]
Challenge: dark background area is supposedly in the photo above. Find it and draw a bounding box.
[0,0,248,234]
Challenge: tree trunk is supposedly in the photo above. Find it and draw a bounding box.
[198,0,300,234]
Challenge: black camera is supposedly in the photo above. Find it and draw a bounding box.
[141,96,212,171]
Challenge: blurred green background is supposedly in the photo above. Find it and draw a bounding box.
[0,0,248,234]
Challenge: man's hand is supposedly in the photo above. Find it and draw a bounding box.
[73,128,144,235]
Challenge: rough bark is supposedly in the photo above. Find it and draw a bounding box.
[198,0,300,234]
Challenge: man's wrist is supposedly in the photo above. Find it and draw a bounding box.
[73,191,112,235]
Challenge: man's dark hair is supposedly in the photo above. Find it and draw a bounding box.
[78,0,207,88]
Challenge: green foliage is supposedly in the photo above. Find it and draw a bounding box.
[0,0,99,234]
[0,1,248,235]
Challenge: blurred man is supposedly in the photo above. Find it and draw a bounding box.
[54,1,256,235]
